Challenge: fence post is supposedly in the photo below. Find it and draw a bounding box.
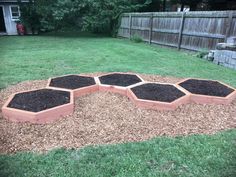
[149,13,153,44]
[129,14,132,39]
[224,11,233,42]
[177,12,185,50]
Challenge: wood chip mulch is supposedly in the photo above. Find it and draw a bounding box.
[0,73,235,154]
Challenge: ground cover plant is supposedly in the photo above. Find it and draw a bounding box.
[0,32,236,176]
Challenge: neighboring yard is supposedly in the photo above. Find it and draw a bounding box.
[0,32,236,177]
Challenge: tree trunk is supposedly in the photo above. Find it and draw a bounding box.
[162,0,166,12]
[189,2,198,11]
[181,3,185,11]
[110,19,114,35]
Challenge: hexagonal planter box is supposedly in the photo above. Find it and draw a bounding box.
[127,82,190,110]
[97,73,144,96]
[177,78,236,104]
[2,89,74,124]
[47,74,99,97]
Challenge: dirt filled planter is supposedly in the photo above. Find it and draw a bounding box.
[1,73,236,124]
[177,78,236,104]
[47,74,99,97]
[98,73,144,96]
[2,89,74,123]
[127,82,190,110]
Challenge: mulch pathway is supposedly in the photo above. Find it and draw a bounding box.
[0,73,235,154]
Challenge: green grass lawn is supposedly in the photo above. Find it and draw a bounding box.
[0,32,236,89]
[0,32,236,177]
[0,130,236,177]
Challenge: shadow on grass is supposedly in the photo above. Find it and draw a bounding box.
[40,31,111,39]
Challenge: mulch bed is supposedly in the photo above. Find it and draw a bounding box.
[179,79,234,97]
[8,89,70,112]
[0,73,235,154]
[99,73,142,87]
[49,75,96,89]
[131,83,185,102]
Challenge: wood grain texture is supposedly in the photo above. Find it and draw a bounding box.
[118,11,236,51]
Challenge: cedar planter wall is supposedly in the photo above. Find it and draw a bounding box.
[118,11,236,51]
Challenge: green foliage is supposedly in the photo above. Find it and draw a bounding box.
[18,0,40,34]
[131,34,143,43]
[0,130,236,176]
[196,49,209,58]
[18,0,150,34]
[34,0,89,31]
[82,0,150,35]
[139,0,164,12]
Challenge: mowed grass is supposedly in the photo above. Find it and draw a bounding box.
[0,32,236,89]
[0,130,236,177]
[0,32,236,177]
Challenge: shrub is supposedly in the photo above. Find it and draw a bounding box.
[131,34,143,43]
[19,0,40,34]
[196,49,209,58]
[18,0,151,35]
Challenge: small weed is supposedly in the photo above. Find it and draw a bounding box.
[131,34,143,43]
[196,49,209,58]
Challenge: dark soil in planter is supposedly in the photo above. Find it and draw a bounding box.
[49,75,96,90]
[179,79,234,97]
[99,73,142,87]
[131,83,185,102]
[1,75,236,154]
[8,89,70,112]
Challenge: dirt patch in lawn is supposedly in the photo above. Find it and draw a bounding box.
[0,73,235,154]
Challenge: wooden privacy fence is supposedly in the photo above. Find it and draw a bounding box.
[118,11,236,51]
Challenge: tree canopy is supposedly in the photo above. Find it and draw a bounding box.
[18,0,235,35]
[18,0,151,35]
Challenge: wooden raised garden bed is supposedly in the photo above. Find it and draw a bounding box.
[127,82,190,110]
[1,73,236,124]
[2,89,74,123]
[47,74,99,97]
[177,78,236,104]
[97,73,144,96]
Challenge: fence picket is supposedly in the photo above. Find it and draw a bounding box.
[118,11,236,51]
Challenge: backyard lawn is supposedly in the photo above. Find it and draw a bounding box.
[0,32,236,177]
[0,130,236,177]
[0,32,236,89]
